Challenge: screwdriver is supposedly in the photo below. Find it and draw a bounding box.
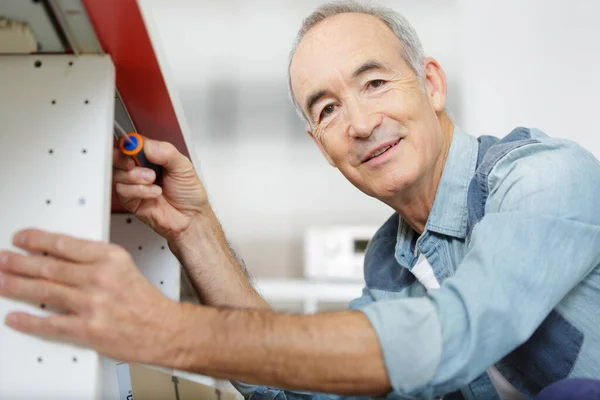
[114,121,162,183]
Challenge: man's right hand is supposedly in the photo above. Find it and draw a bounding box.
[112,139,210,243]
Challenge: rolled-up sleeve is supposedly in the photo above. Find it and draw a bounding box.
[356,138,600,398]
[360,298,442,397]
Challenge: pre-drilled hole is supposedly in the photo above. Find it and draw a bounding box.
[51,100,56,105]
[40,303,46,309]
[84,99,89,105]
[82,149,87,154]
[68,61,73,66]
[37,357,43,363]
[34,60,42,68]
[79,198,86,206]
[160,281,164,285]
[138,246,143,251]
[72,357,78,363]
[49,149,53,154]
[46,199,51,205]
[161,246,165,250]
[126,218,132,224]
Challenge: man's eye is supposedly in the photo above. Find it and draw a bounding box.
[368,79,386,89]
[319,104,335,121]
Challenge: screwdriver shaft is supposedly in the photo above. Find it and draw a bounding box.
[114,121,132,144]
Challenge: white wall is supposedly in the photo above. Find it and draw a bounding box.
[458,0,600,157]
[142,0,461,278]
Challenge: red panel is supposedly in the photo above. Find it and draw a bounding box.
[82,0,189,212]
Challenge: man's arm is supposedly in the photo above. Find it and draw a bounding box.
[169,209,270,310]
[167,306,391,397]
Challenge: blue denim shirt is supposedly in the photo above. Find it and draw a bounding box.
[234,126,600,400]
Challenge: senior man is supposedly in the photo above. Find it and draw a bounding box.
[1,2,600,399]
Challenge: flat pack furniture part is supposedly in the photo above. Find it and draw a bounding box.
[0,0,200,398]
[104,215,182,400]
[0,54,115,399]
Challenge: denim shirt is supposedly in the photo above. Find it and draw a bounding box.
[234,126,600,400]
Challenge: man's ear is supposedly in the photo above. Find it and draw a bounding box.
[306,129,335,166]
[423,57,447,113]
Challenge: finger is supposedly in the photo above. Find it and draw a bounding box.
[0,251,86,287]
[0,272,85,313]
[5,312,82,343]
[143,139,194,174]
[113,167,156,185]
[113,147,135,171]
[115,182,162,199]
[12,229,109,263]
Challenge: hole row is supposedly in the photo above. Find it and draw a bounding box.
[36,356,78,363]
[48,149,87,154]
[45,199,86,205]
[50,99,89,105]
[34,60,74,68]
[125,220,167,251]
[137,245,167,251]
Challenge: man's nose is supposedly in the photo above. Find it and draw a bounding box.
[346,99,381,139]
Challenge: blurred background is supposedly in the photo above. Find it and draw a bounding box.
[2,0,598,395]
[139,0,600,283]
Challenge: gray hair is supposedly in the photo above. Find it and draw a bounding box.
[288,1,426,125]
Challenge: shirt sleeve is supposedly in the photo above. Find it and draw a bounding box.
[230,288,376,400]
[358,137,600,398]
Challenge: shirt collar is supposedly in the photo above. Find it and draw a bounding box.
[424,125,479,239]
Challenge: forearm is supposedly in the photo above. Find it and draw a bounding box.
[168,305,391,397]
[169,211,269,310]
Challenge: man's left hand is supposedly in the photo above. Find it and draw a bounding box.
[0,229,183,365]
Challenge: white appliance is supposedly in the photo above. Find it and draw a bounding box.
[304,225,379,281]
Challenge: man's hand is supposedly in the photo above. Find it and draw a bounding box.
[114,138,268,310]
[113,139,210,243]
[0,229,183,365]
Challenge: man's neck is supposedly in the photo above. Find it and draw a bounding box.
[390,113,454,235]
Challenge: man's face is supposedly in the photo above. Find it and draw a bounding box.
[290,13,447,202]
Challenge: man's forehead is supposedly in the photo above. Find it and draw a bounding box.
[290,13,402,104]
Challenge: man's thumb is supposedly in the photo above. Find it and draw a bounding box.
[144,139,193,174]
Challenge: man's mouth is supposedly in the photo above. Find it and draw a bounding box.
[363,139,401,163]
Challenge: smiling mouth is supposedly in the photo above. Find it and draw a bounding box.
[365,140,401,162]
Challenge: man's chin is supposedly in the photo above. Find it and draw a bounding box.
[344,168,415,200]
[369,175,415,201]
